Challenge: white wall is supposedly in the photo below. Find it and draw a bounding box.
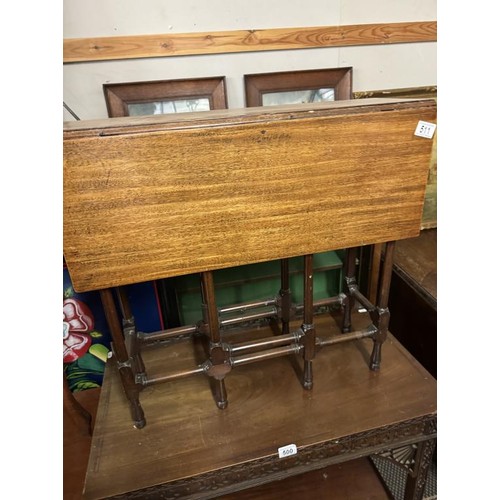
[63,0,436,121]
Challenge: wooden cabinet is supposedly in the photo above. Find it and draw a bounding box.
[388,229,437,378]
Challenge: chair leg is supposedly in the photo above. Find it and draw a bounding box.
[342,247,357,333]
[63,371,92,436]
[100,288,146,429]
[302,254,315,390]
[200,271,230,409]
[369,241,395,371]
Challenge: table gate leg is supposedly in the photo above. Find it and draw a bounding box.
[100,288,146,429]
[116,286,146,378]
[302,254,315,390]
[368,243,383,304]
[200,271,230,409]
[370,241,395,371]
[279,259,291,335]
[342,247,357,333]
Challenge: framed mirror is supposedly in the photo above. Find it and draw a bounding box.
[244,68,352,107]
[103,76,227,117]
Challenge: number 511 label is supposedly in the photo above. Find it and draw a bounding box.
[414,120,436,139]
[278,444,297,458]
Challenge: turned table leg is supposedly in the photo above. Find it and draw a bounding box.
[342,247,357,333]
[116,286,146,380]
[200,271,230,409]
[279,258,291,336]
[100,288,146,429]
[301,254,316,390]
[369,241,395,371]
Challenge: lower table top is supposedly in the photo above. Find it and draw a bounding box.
[83,311,436,499]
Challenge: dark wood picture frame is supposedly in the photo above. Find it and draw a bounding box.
[244,68,353,107]
[103,76,227,117]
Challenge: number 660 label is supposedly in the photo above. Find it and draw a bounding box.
[278,444,297,458]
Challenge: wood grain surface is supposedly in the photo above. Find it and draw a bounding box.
[354,86,437,230]
[63,21,437,63]
[83,312,436,499]
[64,98,436,292]
[63,386,389,500]
[393,228,437,303]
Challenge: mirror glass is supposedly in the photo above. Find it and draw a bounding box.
[262,88,335,106]
[128,98,211,115]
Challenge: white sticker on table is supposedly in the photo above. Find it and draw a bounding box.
[414,120,436,139]
[278,444,297,458]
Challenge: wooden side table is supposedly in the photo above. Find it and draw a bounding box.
[64,98,437,499]
[82,312,436,499]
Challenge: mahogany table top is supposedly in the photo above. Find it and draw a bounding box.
[83,311,436,499]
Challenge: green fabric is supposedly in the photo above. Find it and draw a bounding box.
[173,250,343,325]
